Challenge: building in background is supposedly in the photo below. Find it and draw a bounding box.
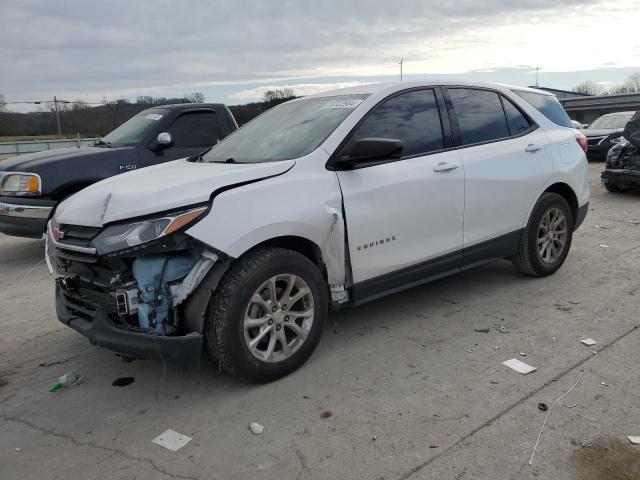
[558,93,640,124]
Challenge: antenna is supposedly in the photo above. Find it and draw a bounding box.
[535,66,540,87]
[399,58,404,83]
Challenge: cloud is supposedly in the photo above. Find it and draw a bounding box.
[0,0,637,107]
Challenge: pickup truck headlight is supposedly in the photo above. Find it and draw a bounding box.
[92,206,207,254]
[0,173,42,196]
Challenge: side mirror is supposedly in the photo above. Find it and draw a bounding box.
[151,132,173,150]
[335,138,403,169]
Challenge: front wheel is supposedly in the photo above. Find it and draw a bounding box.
[512,193,574,277]
[205,247,327,382]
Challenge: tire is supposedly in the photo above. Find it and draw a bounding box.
[512,193,574,277]
[205,247,328,382]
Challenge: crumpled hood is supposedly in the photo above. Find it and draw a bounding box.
[54,158,295,227]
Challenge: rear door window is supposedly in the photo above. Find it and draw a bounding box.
[501,97,532,136]
[513,91,573,128]
[448,88,510,145]
[166,111,221,147]
[348,89,444,157]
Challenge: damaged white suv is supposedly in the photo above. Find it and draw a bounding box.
[48,81,590,381]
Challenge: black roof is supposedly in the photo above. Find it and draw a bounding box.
[151,103,226,110]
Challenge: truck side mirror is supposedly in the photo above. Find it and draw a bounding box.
[151,132,173,151]
[335,138,403,169]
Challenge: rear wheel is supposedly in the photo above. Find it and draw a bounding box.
[205,247,327,382]
[513,193,574,277]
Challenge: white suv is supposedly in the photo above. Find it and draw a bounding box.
[48,81,590,381]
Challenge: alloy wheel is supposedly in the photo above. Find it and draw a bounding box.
[243,274,315,363]
[537,207,568,264]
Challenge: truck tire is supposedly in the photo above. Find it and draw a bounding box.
[512,193,574,277]
[204,247,327,382]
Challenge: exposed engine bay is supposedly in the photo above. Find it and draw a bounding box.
[48,222,222,339]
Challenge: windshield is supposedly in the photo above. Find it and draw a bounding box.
[101,109,169,146]
[205,95,369,163]
[588,114,633,130]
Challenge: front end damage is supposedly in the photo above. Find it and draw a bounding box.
[48,219,228,370]
[602,143,640,191]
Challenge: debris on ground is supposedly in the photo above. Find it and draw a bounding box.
[152,429,192,451]
[519,352,527,357]
[602,382,608,387]
[580,441,593,448]
[429,444,439,448]
[15,448,21,452]
[627,436,640,444]
[49,369,83,392]
[580,338,597,346]
[474,328,490,333]
[538,403,548,411]
[498,325,510,334]
[598,244,609,248]
[562,403,577,409]
[320,411,333,419]
[528,370,584,465]
[503,359,537,375]
[249,422,264,435]
[112,377,135,387]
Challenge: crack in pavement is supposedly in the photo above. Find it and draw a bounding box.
[396,324,640,480]
[0,414,200,480]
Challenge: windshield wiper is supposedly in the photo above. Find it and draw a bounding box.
[211,157,238,164]
[93,139,112,148]
[187,146,213,163]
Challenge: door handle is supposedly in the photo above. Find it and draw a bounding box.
[433,162,459,173]
[525,143,544,153]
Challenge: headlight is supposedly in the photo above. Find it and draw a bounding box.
[92,206,207,254]
[0,173,41,196]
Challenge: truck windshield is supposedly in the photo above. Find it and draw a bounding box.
[205,95,369,163]
[588,114,633,130]
[101,109,169,146]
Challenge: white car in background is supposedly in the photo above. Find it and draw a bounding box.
[48,81,590,381]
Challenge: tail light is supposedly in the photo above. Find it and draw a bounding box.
[576,134,588,154]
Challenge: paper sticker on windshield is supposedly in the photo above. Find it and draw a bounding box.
[145,113,163,121]
[321,99,363,110]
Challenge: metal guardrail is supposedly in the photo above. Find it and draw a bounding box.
[0,138,100,158]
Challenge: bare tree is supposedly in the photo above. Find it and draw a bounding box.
[186,92,205,103]
[610,73,640,94]
[0,93,6,112]
[263,88,295,102]
[572,81,604,96]
[102,96,128,130]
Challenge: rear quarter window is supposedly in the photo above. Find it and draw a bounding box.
[513,91,573,128]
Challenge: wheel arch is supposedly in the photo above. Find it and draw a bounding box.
[543,182,578,223]
[245,235,328,281]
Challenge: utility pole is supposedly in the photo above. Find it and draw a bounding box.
[535,66,540,87]
[399,58,404,82]
[53,96,62,137]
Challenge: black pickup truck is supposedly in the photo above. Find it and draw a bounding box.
[0,103,237,238]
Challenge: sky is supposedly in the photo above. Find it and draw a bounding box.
[1,0,639,112]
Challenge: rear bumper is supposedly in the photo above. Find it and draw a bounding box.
[56,283,203,370]
[0,196,55,238]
